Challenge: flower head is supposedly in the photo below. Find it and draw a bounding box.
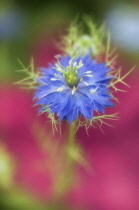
[34,53,114,125]
[73,35,96,57]
[61,17,105,57]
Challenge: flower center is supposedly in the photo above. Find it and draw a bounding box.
[54,52,83,88]
[65,71,77,87]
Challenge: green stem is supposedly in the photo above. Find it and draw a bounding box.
[68,121,76,149]
[66,121,76,170]
[54,121,76,198]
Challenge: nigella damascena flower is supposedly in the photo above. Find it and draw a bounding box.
[34,52,114,125]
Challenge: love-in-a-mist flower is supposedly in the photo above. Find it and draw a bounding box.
[34,52,114,125]
[16,18,133,129]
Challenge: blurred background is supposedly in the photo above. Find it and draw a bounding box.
[0,0,139,209]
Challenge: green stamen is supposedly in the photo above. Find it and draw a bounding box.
[54,52,84,88]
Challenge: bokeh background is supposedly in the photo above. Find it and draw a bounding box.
[0,0,139,209]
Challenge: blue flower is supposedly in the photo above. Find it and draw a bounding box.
[34,53,114,124]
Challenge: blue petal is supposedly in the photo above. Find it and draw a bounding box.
[58,95,75,121]
[65,108,79,125]
[74,91,93,119]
